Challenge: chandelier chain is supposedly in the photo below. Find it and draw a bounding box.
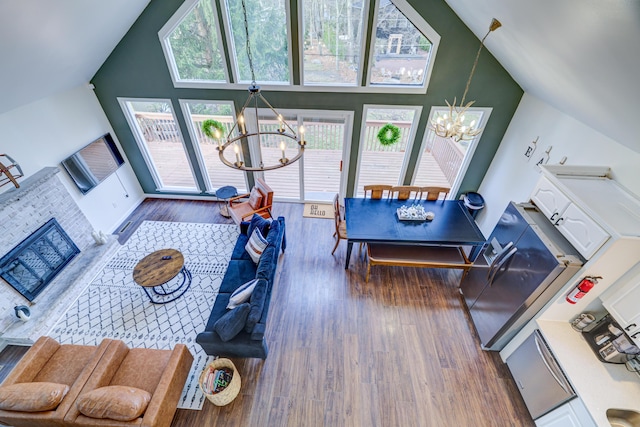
[460,28,493,106]
[240,0,256,84]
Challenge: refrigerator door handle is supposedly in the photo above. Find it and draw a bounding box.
[534,332,572,396]
[486,241,514,281]
[488,246,517,286]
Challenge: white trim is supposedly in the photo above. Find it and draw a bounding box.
[117,97,200,193]
[364,0,440,94]
[414,106,492,196]
[354,104,423,195]
[158,0,229,85]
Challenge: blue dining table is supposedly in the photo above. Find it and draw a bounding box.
[343,198,487,269]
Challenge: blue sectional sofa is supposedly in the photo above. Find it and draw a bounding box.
[196,216,286,359]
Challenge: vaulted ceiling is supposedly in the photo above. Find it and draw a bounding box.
[1,0,638,153]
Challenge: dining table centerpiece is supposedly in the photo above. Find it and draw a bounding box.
[396,204,435,221]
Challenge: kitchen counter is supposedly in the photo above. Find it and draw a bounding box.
[537,319,640,426]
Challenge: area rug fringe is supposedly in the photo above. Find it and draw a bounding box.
[50,221,239,410]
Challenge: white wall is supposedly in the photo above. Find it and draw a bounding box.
[0,85,144,233]
[475,93,640,237]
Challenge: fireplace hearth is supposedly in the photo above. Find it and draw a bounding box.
[0,218,80,301]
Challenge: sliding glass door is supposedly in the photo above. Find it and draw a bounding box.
[245,109,353,202]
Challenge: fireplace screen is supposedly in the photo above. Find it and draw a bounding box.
[0,218,80,301]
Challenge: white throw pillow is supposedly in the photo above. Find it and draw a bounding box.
[227,278,259,309]
[245,229,268,264]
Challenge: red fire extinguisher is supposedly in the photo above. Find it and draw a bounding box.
[566,276,602,304]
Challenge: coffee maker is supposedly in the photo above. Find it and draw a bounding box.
[583,314,640,364]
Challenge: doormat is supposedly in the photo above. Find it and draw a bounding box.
[50,221,239,411]
[303,203,334,219]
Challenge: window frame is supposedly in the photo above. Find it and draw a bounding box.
[297,0,371,88]
[412,106,492,196]
[158,0,440,94]
[178,98,250,194]
[364,0,440,93]
[118,97,201,193]
[353,104,423,195]
[219,0,294,86]
[158,0,230,88]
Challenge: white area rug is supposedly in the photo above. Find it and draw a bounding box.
[50,221,239,410]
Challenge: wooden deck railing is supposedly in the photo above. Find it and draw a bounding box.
[133,112,458,190]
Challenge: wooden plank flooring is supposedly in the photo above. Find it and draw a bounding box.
[116,199,534,426]
[1,199,535,426]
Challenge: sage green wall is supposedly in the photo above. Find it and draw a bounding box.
[92,0,523,198]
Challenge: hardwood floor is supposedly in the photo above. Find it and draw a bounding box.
[0,198,534,426]
[115,199,535,427]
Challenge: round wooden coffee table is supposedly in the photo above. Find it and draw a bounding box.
[133,249,192,304]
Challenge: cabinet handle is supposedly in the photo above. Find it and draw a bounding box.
[626,323,637,331]
[550,212,559,221]
[554,217,564,226]
[632,332,640,339]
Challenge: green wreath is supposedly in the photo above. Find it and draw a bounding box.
[202,119,225,139]
[377,123,401,146]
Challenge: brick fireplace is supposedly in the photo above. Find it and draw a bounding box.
[0,167,120,343]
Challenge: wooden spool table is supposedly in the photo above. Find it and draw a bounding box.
[132,249,192,304]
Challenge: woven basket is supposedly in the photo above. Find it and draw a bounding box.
[198,358,241,406]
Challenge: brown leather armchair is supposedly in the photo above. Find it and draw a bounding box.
[0,336,112,427]
[228,178,274,224]
[63,340,193,427]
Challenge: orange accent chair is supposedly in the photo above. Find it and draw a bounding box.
[228,178,274,224]
[389,185,421,201]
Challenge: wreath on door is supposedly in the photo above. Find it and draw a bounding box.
[377,123,401,146]
[202,119,225,139]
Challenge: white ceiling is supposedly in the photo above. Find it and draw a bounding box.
[0,0,150,115]
[445,0,640,153]
[1,0,638,153]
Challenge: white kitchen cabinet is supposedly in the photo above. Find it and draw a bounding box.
[601,263,640,346]
[530,175,609,259]
[531,176,571,220]
[535,399,596,427]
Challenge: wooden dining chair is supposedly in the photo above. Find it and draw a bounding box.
[331,193,347,255]
[389,185,421,201]
[364,184,392,200]
[420,186,450,201]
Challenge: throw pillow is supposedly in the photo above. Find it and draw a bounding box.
[214,303,251,342]
[227,278,259,309]
[0,382,69,412]
[75,386,151,421]
[247,213,272,238]
[248,187,263,210]
[245,278,268,333]
[245,229,268,264]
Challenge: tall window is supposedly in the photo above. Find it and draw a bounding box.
[355,105,421,195]
[367,0,437,88]
[413,107,491,195]
[159,0,439,93]
[179,100,248,193]
[159,0,227,84]
[224,0,291,84]
[300,0,367,86]
[119,99,199,192]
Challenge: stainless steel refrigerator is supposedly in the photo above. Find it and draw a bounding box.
[461,202,583,350]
